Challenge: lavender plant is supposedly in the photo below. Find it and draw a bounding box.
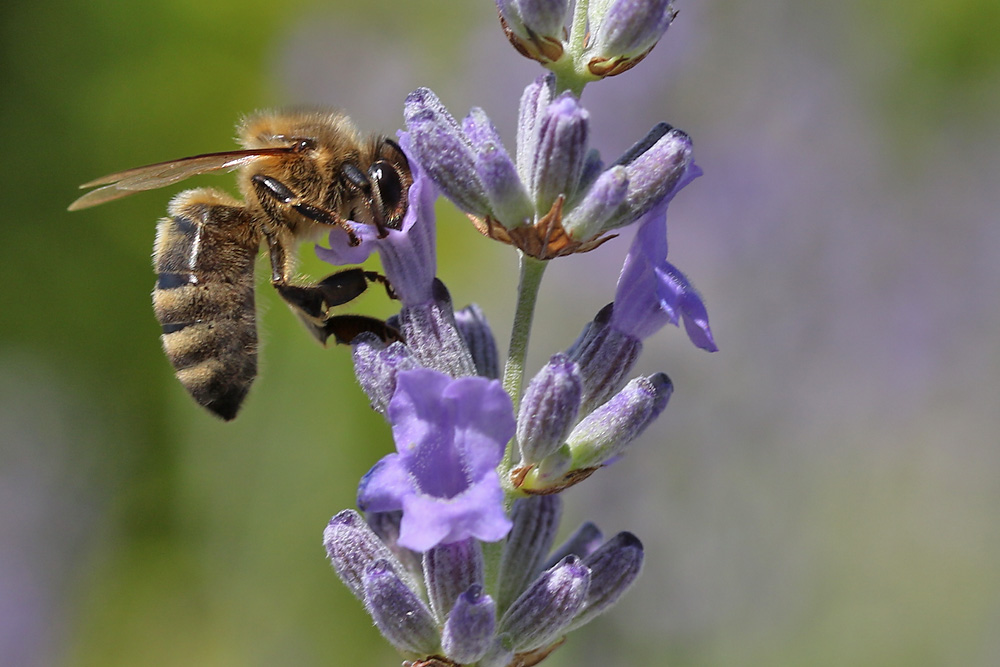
[321,2,715,664]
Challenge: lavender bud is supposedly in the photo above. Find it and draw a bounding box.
[423,539,484,622]
[441,585,496,664]
[497,495,563,612]
[352,336,418,417]
[363,559,440,655]
[516,75,555,186]
[497,0,570,43]
[463,108,535,229]
[397,281,477,378]
[324,510,409,601]
[517,353,582,464]
[497,0,568,63]
[566,531,644,631]
[528,93,590,214]
[561,165,629,241]
[454,304,500,379]
[497,555,591,652]
[542,521,605,570]
[566,307,642,414]
[607,123,695,229]
[591,0,674,62]
[404,88,491,217]
[567,373,673,469]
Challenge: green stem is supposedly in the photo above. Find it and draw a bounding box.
[485,253,548,598]
[502,252,548,414]
[499,253,547,483]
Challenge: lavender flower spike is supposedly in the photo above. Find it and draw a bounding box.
[357,368,515,552]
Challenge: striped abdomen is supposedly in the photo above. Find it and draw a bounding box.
[152,189,260,420]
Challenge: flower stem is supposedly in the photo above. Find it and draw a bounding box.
[503,252,548,413]
[500,253,547,482]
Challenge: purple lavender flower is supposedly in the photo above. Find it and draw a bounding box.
[357,368,516,552]
[612,202,717,351]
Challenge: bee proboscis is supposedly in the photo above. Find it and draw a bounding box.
[70,110,412,420]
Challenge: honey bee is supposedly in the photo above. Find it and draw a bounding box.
[70,110,412,420]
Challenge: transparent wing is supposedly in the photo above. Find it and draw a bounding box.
[68,147,294,210]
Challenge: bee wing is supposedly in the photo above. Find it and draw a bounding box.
[68,147,294,211]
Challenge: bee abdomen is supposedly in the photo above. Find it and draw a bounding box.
[152,188,260,420]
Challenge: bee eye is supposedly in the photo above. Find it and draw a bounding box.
[370,161,404,211]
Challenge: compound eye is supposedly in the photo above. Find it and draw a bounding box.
[370,161,405,221]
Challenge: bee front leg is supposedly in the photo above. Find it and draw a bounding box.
[252,174,361,245]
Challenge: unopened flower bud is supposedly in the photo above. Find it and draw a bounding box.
[423,539,484,622]
[567,373,673,468]
[566,531,644,631]
[497,555,591,652]
[453,304,500,379]
[528,93,589,214]
[607,123,696,229]
[352,337,418,416]
[441,585,497,664]
[517,354,582,464]
[323,510,412,601]
[588,0,676,77]
[363,559,440,655]
[497,495,562,611]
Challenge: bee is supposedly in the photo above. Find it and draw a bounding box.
[69,110,411,420]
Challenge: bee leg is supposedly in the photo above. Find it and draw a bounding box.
[318,315,403,346]
[251,173,361,245]
[273,268,400,344]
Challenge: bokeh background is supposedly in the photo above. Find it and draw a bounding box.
[2,1,999,665]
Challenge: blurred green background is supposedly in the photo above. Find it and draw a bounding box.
[2,1,999,665]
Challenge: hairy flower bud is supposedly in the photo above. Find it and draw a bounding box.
[363,559,440,655]
[497,555,591,652]
[497,495,562,612]
[567,373,673,468]
[441,585,497,664]
[517,353,583,464]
